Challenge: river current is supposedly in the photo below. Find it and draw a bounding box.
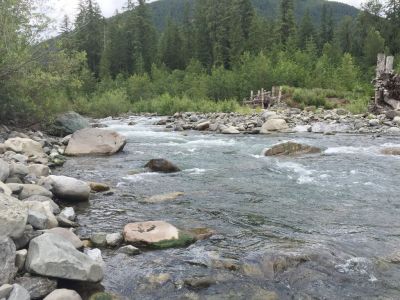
[59,116,400,299]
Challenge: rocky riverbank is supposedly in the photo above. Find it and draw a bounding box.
[153,107,400,135]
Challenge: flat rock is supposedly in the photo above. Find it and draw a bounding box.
[123,221,195,249]
[28,164,50,177]
[221,126,240,134]
[15,275,57,299]
[4,137,45,157]
[144,159,181,173]
[65,128,126,156]
[18,184,53,200]
[25,233,104,282]
[0,238,17,286]
[0,193,28,238]
[44,289,82,300]
[23,195,60,215]
[264,142,321,156]
[41,175,90,202]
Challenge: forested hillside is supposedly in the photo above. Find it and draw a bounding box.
[1,0,400,124]
[149,0,359,31]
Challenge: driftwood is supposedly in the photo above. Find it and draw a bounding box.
[372,54,400,111]
[243,86,282,109]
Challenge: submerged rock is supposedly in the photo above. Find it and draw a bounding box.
[123,221,195,249]
[381,147,400,155]
[89,182,110,193]
[65,128,127,156]
[117,245,141,256]
[264,142,321,156]
[142,192,184,203]
[25,233,104,282]
[144,159,181,173]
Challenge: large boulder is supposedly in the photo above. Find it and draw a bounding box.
[144,159,181,173]
[123,221,195,249]
[4,137,45,157]
[0,159,10,182]
[0,237,17,286]
[46,228,83,249]
[51,111,90,137]
[15,275,57,300]
[65,128,126,156]
[0,193,28,239]
[40,175,90,202]
[264,142,321,156]
[260,119,289,133]
[25,233,104,282]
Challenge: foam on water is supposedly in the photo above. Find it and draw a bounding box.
[275,161,316,185]
[185,168,208,175]
[121,172,160,183]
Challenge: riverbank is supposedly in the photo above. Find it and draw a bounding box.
[1,109,400,299]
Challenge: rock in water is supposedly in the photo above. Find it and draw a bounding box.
[123,221,195,249]
[144,159,181,173]
[25,233,104,282]
[44,289,82,300]
[65,128,126,156]
[41,175,90,202]
[260,119,289,133]
[0,193,28,239]
[381,147,400,155]
[264,142,321,156]
[51,111,90,137]
[0,237,17,285]
[143,192,184,203]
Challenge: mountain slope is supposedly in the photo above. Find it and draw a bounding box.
[148,0,359,31]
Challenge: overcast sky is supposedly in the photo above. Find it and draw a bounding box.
[47,0,364,24]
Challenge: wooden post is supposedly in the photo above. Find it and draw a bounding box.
[261,88,265,109]
[376,53,386,77]
[278,86,282,104]
[386,56,394,73]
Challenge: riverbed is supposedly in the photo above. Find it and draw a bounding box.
[59,116,400,299]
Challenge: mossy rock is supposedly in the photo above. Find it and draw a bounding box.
[150,231,196,249]
[89,292,119,300]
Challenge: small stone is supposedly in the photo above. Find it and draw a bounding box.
[88,182,110,193]
[142,192,184,203]
[59,207,76,221]
[144,159,180,173]
[84,248,105,268]
[369,119,380,127]
[28,164,50,177]
[15,249,28,272]
[106,233,123,247]
[117,245,141,256]
[90,232,107,247]
[56,216,79,228]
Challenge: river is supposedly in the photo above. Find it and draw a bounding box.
[59,116,400,299]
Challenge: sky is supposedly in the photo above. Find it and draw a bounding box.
[47,0,364,24]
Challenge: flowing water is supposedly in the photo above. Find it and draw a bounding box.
[59,116,400,299]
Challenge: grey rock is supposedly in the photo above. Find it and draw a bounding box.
[24,201,58,230]
[83,248,104,268]
[59,207,76,221]
[0,181,12,196]
[25,233,103,282]
[56,216,79,228]
[44,289,82,300]
[0,284,13,299]
[23,196,60,215]
[4,137,45,157]
[19,184,53,200]
[27,164,50,177]
[51,111,90,137]
[8,284,30,300]
[90,232,107,247]
[15,275,57,299]
[0,193,28,239]
[13,225,42,250]
[260,119,288,133]
[9,162,29,178]
[369,119,380,127]
[15,249,28,272]
[106,232,123,247]
[0,238,17,285]
[0,159,9,182]
[40,176,90,202]
[46,228,83,249]
[221,126,240,134]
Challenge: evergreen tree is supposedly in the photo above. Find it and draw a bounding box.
[160,20,185,70]
[385,0,400,53]
[337,16,354,54]
[74,0,105,77]
[364,28,385,65]
[279,0,296,45]
[298,9,315,49]
[319,4,334,48]
[194,0,213,68]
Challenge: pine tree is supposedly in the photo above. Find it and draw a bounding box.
[279,0,296,45]
[297,9,315,49]
[160,20,185,70]
[364,28,385,65]
[337,16,354,54]
[319,4,334,48]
